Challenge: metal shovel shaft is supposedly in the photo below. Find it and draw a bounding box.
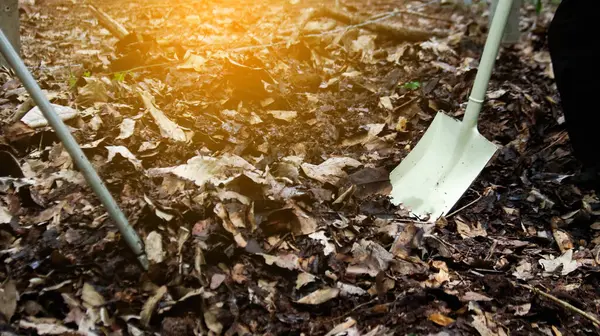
[0,29,149,270]
[462,0,514,131]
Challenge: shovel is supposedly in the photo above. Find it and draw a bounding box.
[389,0,514,220]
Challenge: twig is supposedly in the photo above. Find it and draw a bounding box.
[446,191,483,218]
[87,4,129,40]
[329,298,379,322]
[397,10,453,23]
[522,284,600,327]
[267,232,290,253]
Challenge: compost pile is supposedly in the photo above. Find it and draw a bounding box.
[0,0,599,335]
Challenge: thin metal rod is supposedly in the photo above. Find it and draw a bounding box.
[0,29,149,270]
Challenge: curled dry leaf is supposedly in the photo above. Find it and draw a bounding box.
[81,283,104,308]
[342,123,385,147]
[140,286,167,327]
[455,216,487,239]
[325,317,357,336]
[337,282,367,297]
[301,157,362,186]
[139,90,187,142]
[539,249,579,276]
[116,118,135,139]
[21,104,78,128]
[428,313,455,326]
[296,272,316,289]
[0,280,18,322]
[296,287,340,305]
[19,318,76,335]
[105,146,143,170]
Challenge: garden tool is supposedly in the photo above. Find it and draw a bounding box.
[389,0,513,220]
[0,29,149,270]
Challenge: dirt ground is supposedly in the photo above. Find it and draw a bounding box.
[1,0,599,335]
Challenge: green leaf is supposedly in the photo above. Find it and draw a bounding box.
[113,72,127,82]
[83,71,92,78]
[402,81,421,91]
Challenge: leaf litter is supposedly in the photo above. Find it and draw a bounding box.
[0,0,598,335]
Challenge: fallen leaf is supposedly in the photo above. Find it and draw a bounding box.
[19,318,76,335]
[325,317,357,336]
[0,280,18,322]
[461,291,493,302]
[513,303,531,316]
[140,90,187,142]
[296,272,316,289]
[342,124,385,147]
[296,287,339,305]
[289,202,317,235]
[512,259,534,280]
[21,104,78,128]
[210,274,226,290]
[456,216,487,238]
[347,240,394,277]
[231,264,247,284]
[428,313,455,326]
[268,110,297,122]
[379,97,393,111]
[140,286,167,327]
[259,253,299,270]
[116,118,135,139]
[539,249,579,276]
[301,157,362,186]
[0,206,12,224]
[106,146,143,170]
[143,195,174,221]
[177,53,207,71]
[81,283,105,308]
[309,231,336,255]
[337,282,367,297]
[552,229,573,253]
[138,141,159,152]
[145,231,166,263]
[204,309,223,334]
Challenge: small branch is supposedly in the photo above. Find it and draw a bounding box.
[446,190,482,218]
[88,4,129,40]
[522,284,600,327]
[316,7,447,41]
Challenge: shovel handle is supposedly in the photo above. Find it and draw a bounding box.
[462,0,515,130]
[0,29,149,270]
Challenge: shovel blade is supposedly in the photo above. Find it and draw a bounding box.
[389,112,498,220]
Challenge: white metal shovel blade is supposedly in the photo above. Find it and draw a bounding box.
[389,112,498,220]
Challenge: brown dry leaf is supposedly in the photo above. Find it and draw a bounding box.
[552,229,573,253]
[268,110,297,122]
[395,116,408,132]
[461,292,493,302]
[337,282,367,297]
[259,253,300,270]
[428,313,455,326]
[177,53,207,71]
[342,124,385,147]
[390,223,418,258]
[422,268,450,288]
[214,203,247,247]
[0,280,18,322]
[139,90,187,142]
[455,216,487,239]
[116,118,135,140]
[140,286,167,327]
[347,240,394,277]
[512,259,534,280]
[325,317,357,336]
[296,272,316,289]
[81,283,104,308]
[204,309,223,334]
[0,205,12,224]
[289,202,317,235]
[148,154,256,187]
[379,97,393,111]
[296,287,340,305]
[301,157,362,186]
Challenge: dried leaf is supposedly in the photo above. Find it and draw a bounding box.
[140,286,167,327]
[512,260,534,280]
[0,280,18,322]
[342,124,385,147]
[296,272,316,289]
[552,229,573,253]
[268,110,297,122]
[21,104,79,128]
[301,157,362,186]
[296,287,339,305]
[456,216,487,239]
[461,291,492,302]
[145,231,166,263]
[19,318,76,335]
[81,283,105,308]
[336,282,367,297]
[116,118,135,139]
[204,309,223,334]
[379,97,393,111]
[259,253,299,270]
[140,90,187,142]
[210,273,226,290]
[325,317,357,336]
[232,264,248,284]
[178,53,207,71]
[106,146,143,170]
[428,313,455,326]
[539,249,579,276]
[0,206,12,224]
[309,231,336,255]
[290,202,317,235]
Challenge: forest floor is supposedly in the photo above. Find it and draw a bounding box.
[1,0,599,335]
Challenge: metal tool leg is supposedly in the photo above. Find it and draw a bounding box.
[0,29,149,270]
